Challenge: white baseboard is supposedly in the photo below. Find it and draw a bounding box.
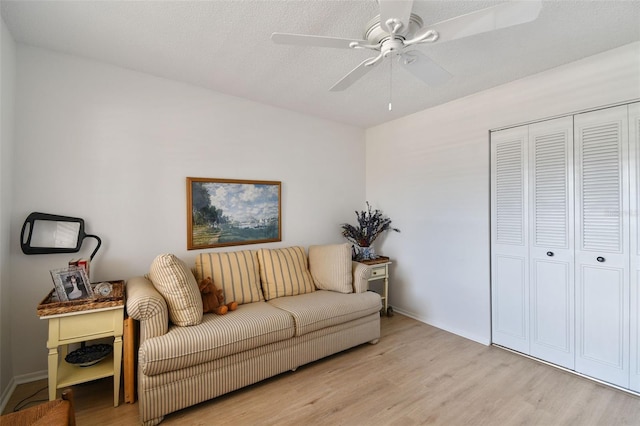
[391,306,491,346]
[0,370,48,414]
[15,370,48,385]
[0,377,16,414]
[494,344,640,398]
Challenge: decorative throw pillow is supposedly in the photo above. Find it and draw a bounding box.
[195,250,263,305]
[148,254,203,327]
[257,246,315,300]
[308,243,353,294]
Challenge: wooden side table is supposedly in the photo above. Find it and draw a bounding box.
[38,281,125,407]
[360,257,393,316]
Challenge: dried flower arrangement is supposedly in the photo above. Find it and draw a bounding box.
[341,202,400,260]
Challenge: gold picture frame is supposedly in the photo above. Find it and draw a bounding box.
[187,177,282,250]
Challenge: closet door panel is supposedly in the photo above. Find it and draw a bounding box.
[491,125,529,353]
[629,102,640,392]
[575,105,629,388]
[579,265,626,369]
[530,260,572,358]
[528,117,574,369]
[494,255,528,342]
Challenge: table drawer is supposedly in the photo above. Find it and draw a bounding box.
[57,310,122,341]
[370,266,388,278]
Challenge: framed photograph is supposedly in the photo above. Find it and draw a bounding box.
[50,266,94,302]
[187,177,282,250]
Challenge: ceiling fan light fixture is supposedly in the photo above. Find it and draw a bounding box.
[272,0,543,99]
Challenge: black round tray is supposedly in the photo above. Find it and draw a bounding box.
[65,344,113,367]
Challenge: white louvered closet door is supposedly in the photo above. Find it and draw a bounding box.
[491,125,529,354]
[528,117,575,369]
[628,102,640,392]
[574,105,630,388]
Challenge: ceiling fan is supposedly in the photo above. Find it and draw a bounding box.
[272,0,542,103]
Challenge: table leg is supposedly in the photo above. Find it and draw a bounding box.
[113,335,122,407]
[383,275,389,314]
[47,346,58,401]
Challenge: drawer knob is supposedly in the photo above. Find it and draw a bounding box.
[597,256,605,263]
[546,251,554,257]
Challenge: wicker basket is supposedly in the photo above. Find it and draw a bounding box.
[359,256,390,265]
[37,280,124,317]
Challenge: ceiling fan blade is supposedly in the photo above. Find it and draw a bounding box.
[399,51,452,86]
[329,58,380,92]
[271,32,367,49]
[379,0,414,34]
[417,0,542,44]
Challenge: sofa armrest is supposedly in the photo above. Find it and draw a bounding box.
[352,261,372,293]
[125,276,169,341]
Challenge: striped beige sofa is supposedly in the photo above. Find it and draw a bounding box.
[126,244,381,425]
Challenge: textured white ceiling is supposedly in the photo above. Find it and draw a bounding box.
[2,1,639,128]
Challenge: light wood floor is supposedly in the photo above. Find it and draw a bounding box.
[5,314,640,425]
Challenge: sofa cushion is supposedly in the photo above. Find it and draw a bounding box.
[195,250,263,305]
[148,254,203,327]
[267,290,382,336]
[308,243,353,293]
[257,246,315,300]
[138,301,295,376]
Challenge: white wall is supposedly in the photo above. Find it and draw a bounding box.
[366,41,640,344]
[0,16,16,405]
[7,38,640,386]
[9,46,366,378]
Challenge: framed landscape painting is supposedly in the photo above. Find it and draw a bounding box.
[187,177,282,250]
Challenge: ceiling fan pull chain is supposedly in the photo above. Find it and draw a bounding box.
[388,57,393,111]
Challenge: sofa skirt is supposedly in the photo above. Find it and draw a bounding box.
[138,312,381,425]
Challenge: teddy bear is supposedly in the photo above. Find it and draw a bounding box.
[198,277,238,315]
